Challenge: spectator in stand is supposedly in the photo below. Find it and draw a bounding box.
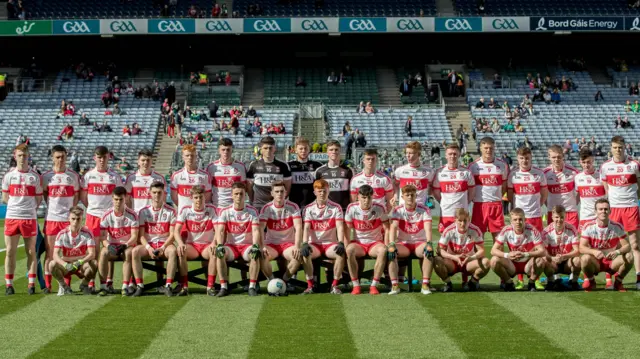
[101,91,113,107]
[502,153,513,167]
[15,133,29,146]
[295,76,306,87]
[355,130,367,148]
[627,143,636,157]
[490,118,501,133]
[277,122,286,134]
[493,73,502,89]
[588,136,602,156]
[405,116,412,137]
[630,83,639,96]
[113,104,123,116]
[594,90,604,102]
[551,89,561,104]
[327,72,338,85]
[229,116,239,135]
[356,101,365,113]
[212,3,221,17]
[400,79,412,96]
[563,139,572,158]
[475,97,485,109]
[122,125,131,137]
[365,102,375,114]
[188,5,198,17]
[633,100,640,112]
[543,90,552,104]
[502,119,515,132]
[161,4,170,17]
[225,72,232,86]
[220,4,229,17]
[7,0,17,19]
[515,121,524,133]
[79,113,90,126]
[131,123,142,136]
[488,97,498,109]
[58,124,74,142]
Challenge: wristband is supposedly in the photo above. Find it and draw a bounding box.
[145,244,152,250]
[524,253,530,259]
[78,259,84,265]
[503,253,509,258]
[469,254,477,260]
[616,250,621,255]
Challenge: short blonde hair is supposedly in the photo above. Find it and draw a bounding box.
[405,141,421,152]
[182,144,196,153]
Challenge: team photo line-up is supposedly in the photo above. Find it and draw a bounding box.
[2,134,638,296]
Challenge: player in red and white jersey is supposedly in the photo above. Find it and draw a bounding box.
[579,198,633,292]
[468,137,509,240]
[490,208,546,292]
[303,179,346,294]
[206,138,246,209]
[350,148,394,211]
[433,143,475,233]
[259,182,309,292]
[394,141,435,207]
[170,144,212,213]
[345,185,390,295]
[49,206,97,296]
[41,145,80,293]
[97,187,140,296]
[600,136,640,290]
[575,149,606,230]
[124,149,166,213]
[134,181,178,297]
[216,182,262,296]
[388,185,434,295]
[507,147,547,232]
[174,185,218,296]
[434,208,490,292]
[2,144,43,295]
[544,145,579,228]
[541,205,581,291]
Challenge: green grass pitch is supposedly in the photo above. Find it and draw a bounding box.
[2,218,640,359]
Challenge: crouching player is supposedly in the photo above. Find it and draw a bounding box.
[490,208,547,291]
[174,185,218,296]
[345,185,390,295]
[302,179,347,294]
[580,198,633,292]
[134,181,178,297]
[541,205,581,291]
[50,206,97,295]
[388,185,434,295]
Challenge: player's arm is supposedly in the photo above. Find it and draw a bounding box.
[294,217,303,248]
[252,223,262,246]
[423,219,433,244]
[467,185,475,205]
[80,189,88,207]
[388,220,399,243]
[284,178,292,198]
[490,240,516,260]
[616,237,631,255]
[82,245,96,262]
[165,225,176,247]
[336,219,346,245]
[247,179,254,203]
[215,224,225,245]
[344,222,354,246]
[100,229,110,249]
[559,243,579,261]
[501,181,508,198]
[35,194,43,208]
[527,244,546,258]
[302,222,312,244]
[472,242,486,259]
[205,191,212,204]
[173,222,185,247]
[540,187,548,207]
[2,192,8,204]
[52,243,68,267]
[170,189,179,209]
[438,246,461,262]
[579,236,602,258]
[127,226,139,247]
[383,220,390,244]
[507,188,515,209]
[125,195,133,208]
[72,191,79,207]
[432,187,441,202]
[42,179,49,203]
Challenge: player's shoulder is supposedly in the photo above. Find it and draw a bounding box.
[205,204,218,213]
[494,158,508,167]
[499,224,513,236]
[171,168,184,179]
[416,203,431,214]
[346,202,359,212]
[581,220,597,232]
[375,170,392,180]
[565,222,578,234]
[525,223,540,235]
[303,202,316,211]
[125,207,138,218]
[163,204,176,213]
[442,223,457,236]
[327,200,343,210]
[245,205,259,215]
[565,164,579,174]
[610,220,626,233]
[41,169,54,178]
[101,209,114,220]
[352,170,363,178]
[196,168,208,176]
[57,226,71,236]
[124,172,136,183]
[371,203,386,212]
[151,171,166,181]
[541,223,554,235]
[531,166,545,175]
[468,223,483,236]
[80,227,94,238]
[138,204,152,214]
[178,206,191,216]
[285,200,300,211]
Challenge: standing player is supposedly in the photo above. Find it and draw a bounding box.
[345,185,390,295]
[315,139,353,212]
[173,185,218,296]
[394,141,436,207]
[42,145,81,293]
[580,198,633,292]
[206,138,247,209]
[124,149,165,213]
[600,135,640,289]
[388,185,435,295]
[434,208,490,292]
[507,147,547,232]
[469,137,509,241]
[288,138,322,208]
[171,144,212,213]
[490,208,547,291]
[49,206,97,295]
[2,144,43,295]
[544,145,579,228]
[247,136,292,214]
[541,205,581,291]
[350,149,394,210]
[302,179,347,294]
[134,182,178,297]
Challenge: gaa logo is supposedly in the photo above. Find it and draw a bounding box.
[158,20,186,32]
[349,19,376,31]
[206,20,233,32]
[445,19,472,31]
[63,21,91,33]
[254,20,281,32]
[492,18,519,30]
[397,19,424,31]
[110,20,137,33]
[301,20,328,31]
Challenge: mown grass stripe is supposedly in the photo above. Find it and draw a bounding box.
[418,293,573,359]
[0,296,112,359]
[567,293,640,336]
[489,292,640,358]
[342,295,465,359]
[0,294,45,318]
[248,295,355,359]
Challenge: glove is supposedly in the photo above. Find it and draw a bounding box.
[65,262,75,273]
[153,249,160,256]
[249,244,261,261]
[300,243,312,257]
[424,242,435,258]
[117,245,126,256]
[108,244,118,256]
[215,244,226,259]
[386,242,397,261]
[334,242,346,256]
[73,259,84,269]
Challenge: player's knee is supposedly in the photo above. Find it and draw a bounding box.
[624,252,634,262]
[480,257,490,269]
[47,261,57,273]
[346,245,357,257]
[580,254,593,267]
[489,256,500,268]
[534,257,546,267]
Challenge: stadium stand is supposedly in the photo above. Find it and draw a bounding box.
[454,0,640,16]
[24,0,213,19]
[234,0,437,17]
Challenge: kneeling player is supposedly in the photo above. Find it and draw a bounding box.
[134,181,178,297]
[389,185,434,295]
[434,208,489,292]
[541,205,581,291]
[174,185,218,296]
[580,198,633,292]
[49,206,97,295]
[302,179,347,294]
[345,185,390,295]
[490,208,547,291]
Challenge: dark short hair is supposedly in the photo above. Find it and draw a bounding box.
[51,145,67,155]
[259,136,276,147]
[94,146,109,156]
[326,140,341,149]
[150,181,165,190]
[112,186,127,197]
[579,149,593,161]
[363,148,378,157]
[271,181,285,191]
[595,198,610,210]
[232,182,247,191]
[358,185,374,197]
[219,138,233,147]
[138,149,154,158]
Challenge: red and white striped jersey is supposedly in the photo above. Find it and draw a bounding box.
[1,167,43,220]
[170,168,212,212]
[345,203,388,244]
[42,169,81,222]
[544,164,579,212]
[391,204,432,243]
[542,223,578,256]
[82,168,123,218]
[259,200,301,244]
[54,227,95,261]
[138,204,176,245]
[438,223,484,256]
[350,171,393,208]
[394,164,436,206]
[580,220,627,254]
[176,204,217,245]
[206,160,247,208]
[433,166,475,217]
[508,167,547,218]
[468,158,509,203]
[124,171,166,213]
[600,158,640,208]
[218,205,260,245]
[575,170,606,221]
[99,207,139,245]
[303,200,343,244]
[496,223,542,262]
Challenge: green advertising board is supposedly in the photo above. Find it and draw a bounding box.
[0,20,52,36]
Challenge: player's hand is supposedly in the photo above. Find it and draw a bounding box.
[155,247,163,257]
[461,256,470,266]
[177,244,187,257]
[107,244,118,257]
[300,243,312,258]
[389,196,397,207]
[215,244,226,259]
[261,246,269,258]
[507,252,520,260]
[552,255,562,264]
[606,251,618,260]
[594,250,605,260]
[454,255,464,266]
[424,242,435,258]
[291,248,302,262]
[334,242,346,256]
[208,245,216,256]
[116,245,126,257]
[73,260,84,270]
[147,247,157,259]
[64,262,75,274]
[386,242,397,261]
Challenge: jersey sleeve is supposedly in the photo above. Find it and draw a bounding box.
[131,213,139,228]
[176,208,186,224]
[471,227,484,244]
[2,172,10,193]
[138,210,147,227]
[291,204,301,219]
[496,228,506,245]
[467,171,475,187]
[422,208,433,222]
[54,232,64,248]
[539,171,548,187]
[384,176,393,193]
[99,213,110,230]
[73,172,81,192]
[344,206,353,225]
[246,162,255,180]
[259,206,269,222]
[531,228,542,246]
[335,206,344,221]
[507,172,514,189]
[438,231,449,248]
[303,206,312,223]
[380,207,389,222]
[390,208,401,222]
[85,233,96,247]
[204,173,212,192]
[599,164,607,182]
[251,209,260,226]
[169,209,177,226]
[170,172,178,190]
[635,161,640,178]
[116,173,124,187]
[502,162,510,180]
[282,162,292,180]
[349,178,358,195]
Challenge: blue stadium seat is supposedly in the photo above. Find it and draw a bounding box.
[454,0,640,16]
